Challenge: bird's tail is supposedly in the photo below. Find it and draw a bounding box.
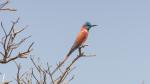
[51,55,68,75]
[61,55,69,65]
[66,50,73,57]
[51,49,75,74]
[60,45,77,67]
[61,50,73,65]
[55,50,73,69]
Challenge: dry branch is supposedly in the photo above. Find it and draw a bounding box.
[57,45,89,84]
[11,45,94,84]
[0,18,34,64]
[0,0,16,11]
[14,61,33,84]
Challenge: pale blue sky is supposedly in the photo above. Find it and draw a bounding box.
[0,0,150,84]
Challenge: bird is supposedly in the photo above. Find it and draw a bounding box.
[52,22,97,75]
[64,22,97,62]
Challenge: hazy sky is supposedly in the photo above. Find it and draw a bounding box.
[0,0,150,84]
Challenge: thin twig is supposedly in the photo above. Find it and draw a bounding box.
[1,22,7,36]
[31,68,40,84]
[14,62,21,84]
[46,63,55,84]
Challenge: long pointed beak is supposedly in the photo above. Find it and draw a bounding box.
[91,25,98,27]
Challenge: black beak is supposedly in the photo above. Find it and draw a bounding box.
[91,25,98,27]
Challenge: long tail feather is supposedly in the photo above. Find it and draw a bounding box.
[52,55,68,75]
[51,49,76,75]
[66,42,79,57]
[66,49,74,57]
[52,43,78,74]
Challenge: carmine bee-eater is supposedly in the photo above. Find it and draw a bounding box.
[52,22,97,74]
[64,22,97,62]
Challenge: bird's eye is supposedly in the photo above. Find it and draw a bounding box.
[87,25,91,27]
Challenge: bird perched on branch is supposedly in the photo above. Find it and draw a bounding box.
[64,22,97,62]
[52,22,97,74]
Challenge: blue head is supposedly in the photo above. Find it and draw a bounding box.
[83,22,97,31]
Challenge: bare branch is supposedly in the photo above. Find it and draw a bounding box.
[57,45,91,84]
[1,22,7,36]
[0,18,34,64]
[0,0,9,9]
[11,45,94,84]
[31,68,40,84]
[0,8,16,11]
[0,0,16,11]
[15,62,21,84]
[30,57,47,84]
[30,57,41,72]
[46,63,55,84]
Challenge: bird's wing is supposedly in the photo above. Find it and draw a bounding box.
[67,29,88,57]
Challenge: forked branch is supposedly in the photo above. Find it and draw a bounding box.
[57,45,91,84]
[0,18,34,64]
[11,45,94,84]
